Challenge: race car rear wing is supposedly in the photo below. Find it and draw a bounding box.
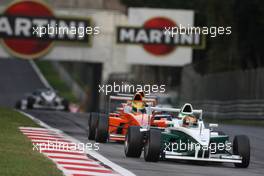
[116,93,157,99]
[108,95,157,114]
[146,106,203,119]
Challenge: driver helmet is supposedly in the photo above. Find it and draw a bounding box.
[182,115,198,127]
[132,92,145,112]
[137,90,145,99]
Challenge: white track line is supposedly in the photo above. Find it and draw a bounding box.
[22,132,57,136]
[20,128,54,132]
[18,111,136,176]
[20,127,49,130]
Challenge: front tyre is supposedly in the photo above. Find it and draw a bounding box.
[124,126,143,158]
[144,129,161,162]
[95,114,109,143]
[88,113,99,140]
[27,97,35,109]
[15,100,22,109]
[61,99,69,111]
[233,135,250,168]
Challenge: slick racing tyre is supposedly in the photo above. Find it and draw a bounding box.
[233,135,250,168]
[144,129,161,162]
[27,97,35,109]
[125,126,143,158]
[15,100,22,109]
[62,99,69,111]
[88,112,99,140]
[95,114,109,143]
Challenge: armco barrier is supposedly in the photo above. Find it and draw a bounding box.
[191,100,264,120]
[180,65,264,119]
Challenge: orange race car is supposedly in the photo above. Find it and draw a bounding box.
[87,92,173,143]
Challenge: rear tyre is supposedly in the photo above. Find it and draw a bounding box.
[144,129,161,162]
[233,135,250,168]
[124,126,143,158]
[15,101,22,109]
[88,112,99,140]
[61,99,69,111]
[95,114,109,143]
[27,97,35,109]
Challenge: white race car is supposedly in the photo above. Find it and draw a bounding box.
[125,103,250,168]
[15,89,69,111]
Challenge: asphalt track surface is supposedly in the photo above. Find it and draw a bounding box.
[0,59,45,107]
[1,59,263,176]
[25,110,264,176]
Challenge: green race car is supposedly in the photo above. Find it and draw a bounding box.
[125,103,250,168]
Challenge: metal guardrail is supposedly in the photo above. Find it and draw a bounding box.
[180,65,264,120]
[191,100,264,120]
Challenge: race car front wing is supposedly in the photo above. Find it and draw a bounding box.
[164,151,242,163]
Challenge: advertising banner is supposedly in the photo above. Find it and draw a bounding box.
[117,8,203,66]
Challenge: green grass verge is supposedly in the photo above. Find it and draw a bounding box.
[0,108,63,176]
[35,61,78,103]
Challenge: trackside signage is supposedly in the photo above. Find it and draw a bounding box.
[0,15,91,42]
[117,26,202,47]
[0,0,94,60]
[117,8,204,66]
